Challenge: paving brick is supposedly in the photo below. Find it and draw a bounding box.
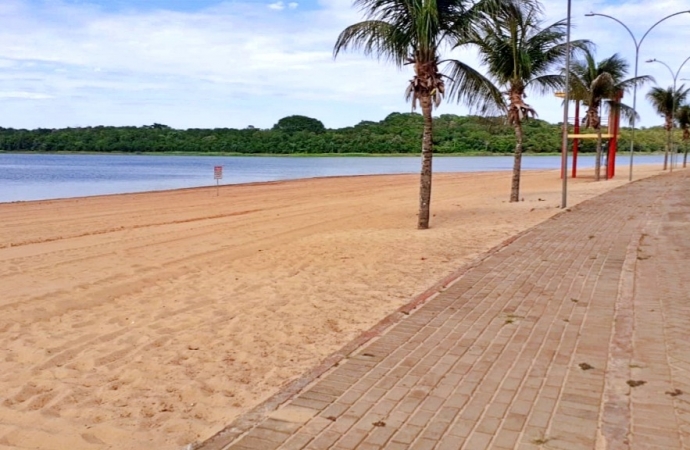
[527,410,551,428]
[290,397,330,411]
[503,412,528,432]
[330,427,367,450]
[447,419,475,438]
[389,424,423,445]
[327,415,358,434]
[485,401,510,419]
[493,429,520,449]
[361,425,396,447]
[475,416,501,435]
[244,427,290,444]
[382,443,409,450]
[408,409,435,428]
[419,395,445,412]
[435,435,466,450]
[278,433,312,450]
[301,417,334,435]
[462,431,494,449]
[231,436,280,450]
[320,403,349,420]
[409,438,436,450]
[259,419,303,434]
[305,430,341,450]
[419,420,450,441]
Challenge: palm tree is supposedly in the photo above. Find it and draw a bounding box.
[569,50,651,180]
[454,1,590,202]
[676,104,690,168]
[333,0,505,229]
[647,85,690,170]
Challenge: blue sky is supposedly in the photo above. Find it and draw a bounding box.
[1,0,689,130]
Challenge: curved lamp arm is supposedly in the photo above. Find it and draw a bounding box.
[584,12,638,48]
[648,55,690,84]
[647,58,675,81]
[585,10,690,50]
[640,11,690,48]
[676,55,690,81]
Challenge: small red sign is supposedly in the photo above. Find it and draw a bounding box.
[214,166,223,180]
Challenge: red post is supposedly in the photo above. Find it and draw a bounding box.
[573,101,579,178]
[607,92,622,179]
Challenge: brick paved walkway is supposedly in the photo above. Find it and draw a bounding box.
[199,171,690,450]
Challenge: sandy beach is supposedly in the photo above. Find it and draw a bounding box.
[0,166,663,449]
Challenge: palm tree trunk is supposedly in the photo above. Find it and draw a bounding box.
[510,122,523,202]
[664,118,671,170]
[595,127,602,181]
[684,143,688,168]
[418,95,433,229]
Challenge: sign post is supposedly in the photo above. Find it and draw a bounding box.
[214,166,223,196]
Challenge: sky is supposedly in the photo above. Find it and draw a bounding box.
[1,0,689,130]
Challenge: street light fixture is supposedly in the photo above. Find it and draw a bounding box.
[585,10,690,181]
[646,56,690,172]
[561,0,572,209]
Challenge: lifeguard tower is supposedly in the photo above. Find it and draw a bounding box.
[556,92,623,180]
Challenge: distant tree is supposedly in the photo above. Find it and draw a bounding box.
[272,115,326,134]
[146,123,171,130]
[0,114,673,156]
[647,85,690,170]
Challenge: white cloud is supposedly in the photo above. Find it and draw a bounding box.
[0,91,54,100]
[268,1,298,11]
[0,0,688,131]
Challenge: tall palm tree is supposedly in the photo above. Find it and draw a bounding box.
[453,1,590,202]
[333,0,505,229]
[569,50,651,180]
[676,104,690,168]
[647,85,690,170]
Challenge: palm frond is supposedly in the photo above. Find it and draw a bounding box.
[333,20,410,66]
[677,104,690,128]
[604,100,639,126]
[595,53,629,80]
[527,74,563,95]
[646,85,690,117]
[615,74,654,92]
[565,68,590,103]
[444,59,506,115]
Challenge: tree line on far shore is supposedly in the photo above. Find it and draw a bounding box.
[0,113,677,155]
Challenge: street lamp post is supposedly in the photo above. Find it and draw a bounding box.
[647,56,690,172]
[585,10,690,181]
[561,0,572,209]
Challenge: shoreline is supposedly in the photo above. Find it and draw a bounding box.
[1,170,510,207]
[0,156,669,205]
[0,149,669,157]
[1,150,554,157]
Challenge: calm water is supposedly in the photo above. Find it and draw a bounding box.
[0,153,666,203]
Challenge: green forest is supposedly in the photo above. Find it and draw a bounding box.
[0,113,679,155]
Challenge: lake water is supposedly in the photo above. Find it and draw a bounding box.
[0,153,666,203]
